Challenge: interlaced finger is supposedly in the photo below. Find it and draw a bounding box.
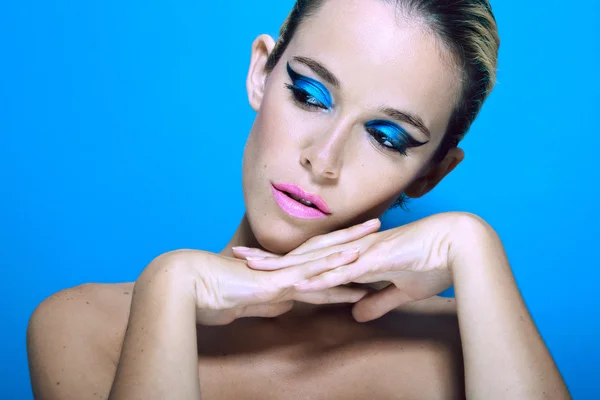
[289,218,380,255]
[269,249,360,286]
[247,247,346,271]
[292,251,379,292]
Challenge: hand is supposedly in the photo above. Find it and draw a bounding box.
[237,213,478,322]
[141,249,369,326]
[231,217,382,260]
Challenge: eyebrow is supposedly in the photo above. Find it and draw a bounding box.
[292,56,340,89]
[379,107,431,140]
[291,55,432,140]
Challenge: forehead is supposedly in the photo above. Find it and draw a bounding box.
[286,0,462,140]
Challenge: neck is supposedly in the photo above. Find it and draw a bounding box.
[220,213,262,257]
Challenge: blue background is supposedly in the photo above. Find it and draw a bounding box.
[1,0,598,398]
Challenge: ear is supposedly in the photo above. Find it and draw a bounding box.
[404,147,465,198]
[246,34,276,112]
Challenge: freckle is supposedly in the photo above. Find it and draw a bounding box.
[63,346,66,349]
[86,302,90,304]
[124,292,130,295]
[56,382,60,385]
[447,300,452,303]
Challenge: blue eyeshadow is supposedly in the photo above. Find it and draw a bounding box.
[365,120,410,147]
[286,63,333,109]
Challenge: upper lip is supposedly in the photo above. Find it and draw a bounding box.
[272,182,331,214]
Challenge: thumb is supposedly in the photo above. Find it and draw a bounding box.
[352,285,413,323]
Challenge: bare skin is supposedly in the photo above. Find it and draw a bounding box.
[28,282,464,400]
[27,1,570,399]
[27,213,569,399]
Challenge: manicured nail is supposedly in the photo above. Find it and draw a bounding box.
[232,246,250,251]
[362,218,379,227]
[342,248,360,256]
[246,256,265,261]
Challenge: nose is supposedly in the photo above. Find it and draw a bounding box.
[299,119,352,182]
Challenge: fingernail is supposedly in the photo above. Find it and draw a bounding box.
[342,248,360,256]
[232,246,250,251]
[362,218,379,227]
[246,256,265,261]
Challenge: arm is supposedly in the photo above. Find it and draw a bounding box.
[28,249,364,399]
[451,216,570,399]
[26,270,201,400]
[239,213,571,399]
[108,256,200,400]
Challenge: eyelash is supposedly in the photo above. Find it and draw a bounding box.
[366,127,409,156]
[285,81,411,156]
[285,84,329,110]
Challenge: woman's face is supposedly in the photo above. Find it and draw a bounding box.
[243,0,462,253]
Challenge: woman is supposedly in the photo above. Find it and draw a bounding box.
[27,0,570,398]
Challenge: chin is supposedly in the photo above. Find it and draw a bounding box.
[248,215,313,255]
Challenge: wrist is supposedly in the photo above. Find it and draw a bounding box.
[137,250,200,309]
[446,213,504,278]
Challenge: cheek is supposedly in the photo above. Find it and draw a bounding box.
[344,165,412,214]
[336,140,423,217]
[242,88,297,196]
[247,92,305,176]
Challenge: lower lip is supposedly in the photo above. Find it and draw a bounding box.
[271,185,328,220]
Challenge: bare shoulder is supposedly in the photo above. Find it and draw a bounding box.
[27,283,134,400]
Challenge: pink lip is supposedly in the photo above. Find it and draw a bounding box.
[271,182,331,220]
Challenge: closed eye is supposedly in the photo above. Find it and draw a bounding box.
[286,84,329,110]
[365,120,426,156]
[286,62,333,110]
